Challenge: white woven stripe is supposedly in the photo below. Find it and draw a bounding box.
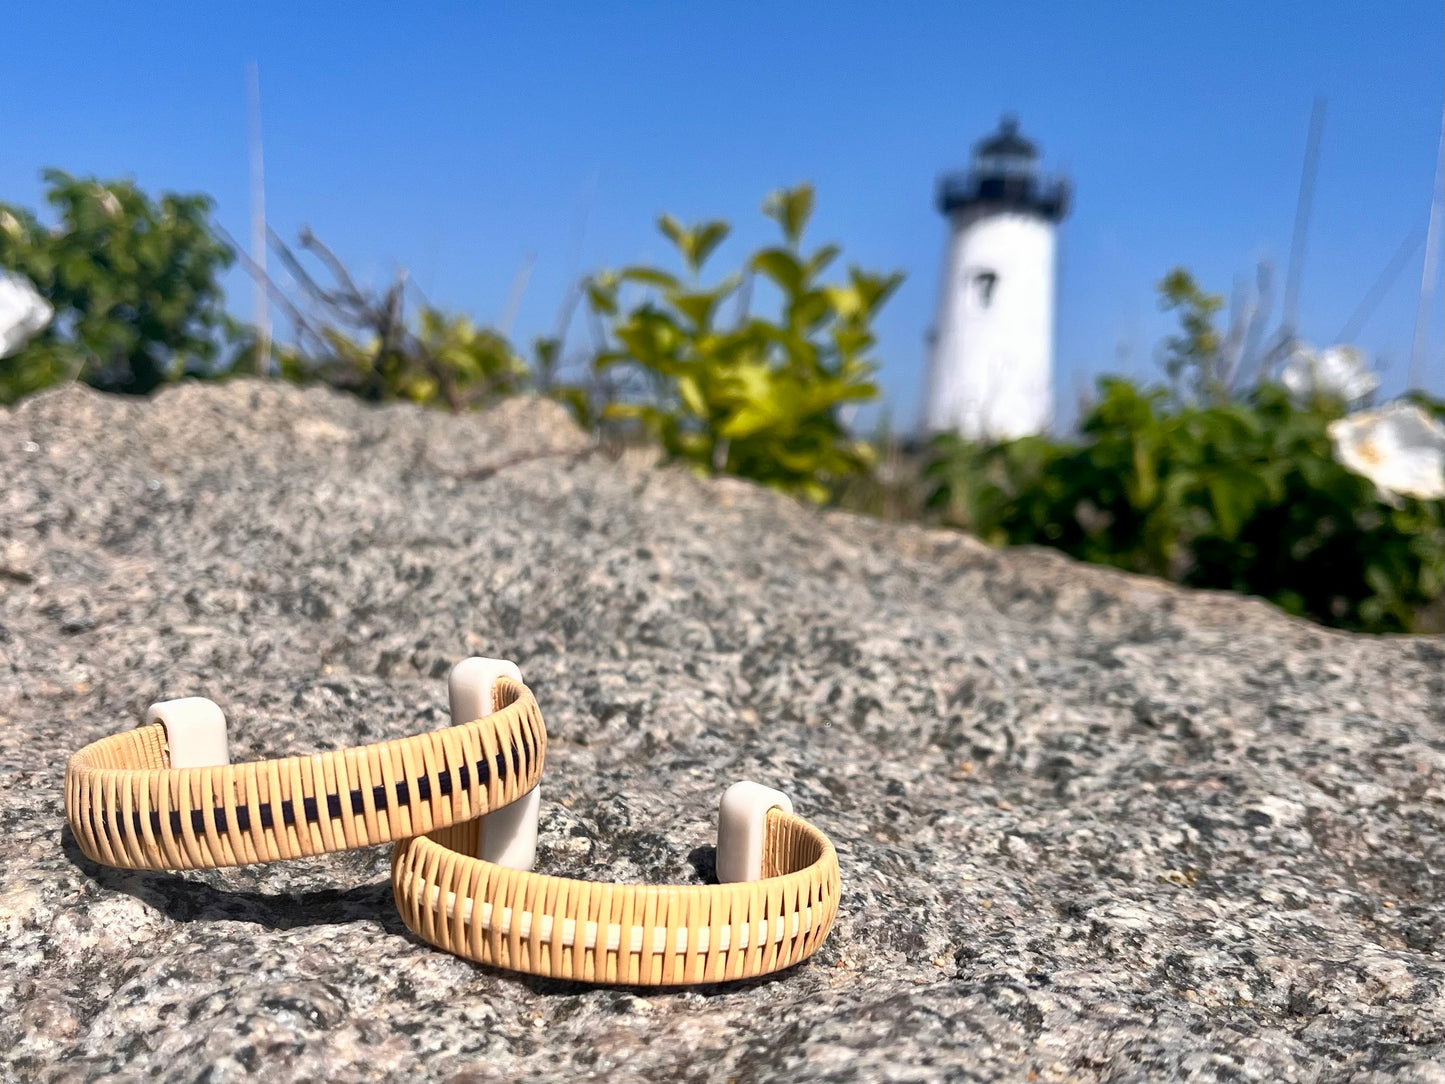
[415,877,816,954]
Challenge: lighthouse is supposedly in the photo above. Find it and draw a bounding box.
[925,116,1070,439]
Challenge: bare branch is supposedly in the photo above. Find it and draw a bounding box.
[268,226,345,310]
[210,221,316,338]
[297,226,367,306]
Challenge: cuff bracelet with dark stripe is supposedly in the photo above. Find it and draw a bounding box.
[65,666,546,871]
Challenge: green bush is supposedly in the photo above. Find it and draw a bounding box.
[263,228,528,411]
[926,379,1445,633]
[0,170,233,403]
[583,184,902,502]
[280,304,527,410]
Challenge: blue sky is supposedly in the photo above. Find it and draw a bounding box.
[3,2,1441,426]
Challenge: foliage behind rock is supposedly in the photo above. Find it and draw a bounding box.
[0,170,233,401]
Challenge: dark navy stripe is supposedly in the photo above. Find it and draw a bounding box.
[110,751,510,841]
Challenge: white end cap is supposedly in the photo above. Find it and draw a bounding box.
[448,656,524,722]
[477,782,540,870]
[716,780,793,883]
[447,657,537,870]
[145,697,229,769]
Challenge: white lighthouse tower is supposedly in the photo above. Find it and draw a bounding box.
[925,116,1070,439]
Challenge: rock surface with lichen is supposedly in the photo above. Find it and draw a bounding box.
[1,381,1442,1083]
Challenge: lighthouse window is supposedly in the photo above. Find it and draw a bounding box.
[973,270,998,308]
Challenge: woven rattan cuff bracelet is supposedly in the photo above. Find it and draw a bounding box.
[391,782,841,985]
[65,658,546,871]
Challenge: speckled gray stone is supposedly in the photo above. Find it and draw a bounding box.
[1,381,1441,1084]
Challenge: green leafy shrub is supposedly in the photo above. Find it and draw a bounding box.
[265,228,527,411]
[926,379,1445,632]
[285,305,527,410]
[0,170,233,402]
[1157,267,1229,402]
[582,184,902,501]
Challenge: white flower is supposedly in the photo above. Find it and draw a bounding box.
[1280,343,1379,405]
[94,185,121,218]
[1328,401,1445,502]
[0,272,53,358]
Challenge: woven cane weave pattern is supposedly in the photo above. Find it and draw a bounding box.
[391,806,840,985]
[66,678,546,871]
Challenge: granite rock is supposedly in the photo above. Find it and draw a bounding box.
[1,381,1441,1083]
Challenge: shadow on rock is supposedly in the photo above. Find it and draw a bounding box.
[518,963,804,999]
[687,843,717,882]
[61,827,408,934]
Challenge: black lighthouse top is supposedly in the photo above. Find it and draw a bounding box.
[937,115,1070,221]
